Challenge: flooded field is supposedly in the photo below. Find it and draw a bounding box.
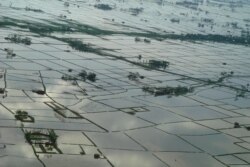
[0,0,250,166]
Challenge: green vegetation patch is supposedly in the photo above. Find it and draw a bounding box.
[78,70,97,82]
[128,72,144,81]
[94,4,113,10]
[142,85,192,96]
[25,7,44,13]
[66,39,97,52]
[15,110,35,123]
[147,60,169,70]
[25,129,58,145]
[32,89,45,95]
[5,34,32,45]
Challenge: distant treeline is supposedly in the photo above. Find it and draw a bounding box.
[1,17,249,46]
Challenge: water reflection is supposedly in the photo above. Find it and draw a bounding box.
[155,152,226,167]
[102,149,167,167]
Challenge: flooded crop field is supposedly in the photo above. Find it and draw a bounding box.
[0,0,250,166]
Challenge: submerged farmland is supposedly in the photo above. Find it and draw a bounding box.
[0,0,250,166]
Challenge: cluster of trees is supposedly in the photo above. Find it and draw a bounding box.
[94,4,112,10]
[143,85,191,96]
[5,34,31,45]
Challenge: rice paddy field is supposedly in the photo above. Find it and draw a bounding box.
[0,0,250,166]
